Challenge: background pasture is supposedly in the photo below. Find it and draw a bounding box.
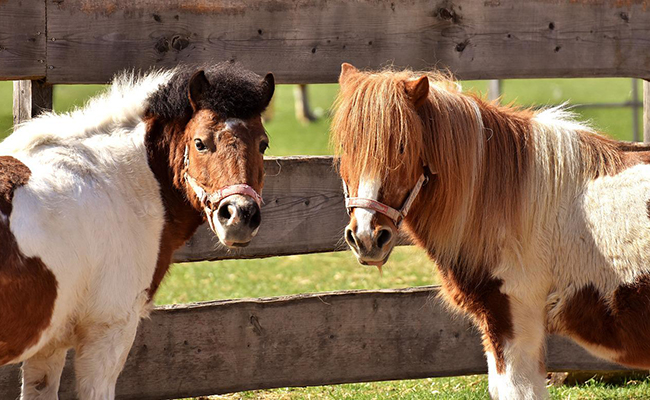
[1,78,648,398]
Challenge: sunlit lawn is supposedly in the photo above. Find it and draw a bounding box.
[0,77,647,398]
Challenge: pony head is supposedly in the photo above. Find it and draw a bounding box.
[332,63,431,267]
[178,68,275,247]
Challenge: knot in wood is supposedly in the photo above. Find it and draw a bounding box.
[435,6,461,24]
[171,35,190,51]
[154,37,170,54]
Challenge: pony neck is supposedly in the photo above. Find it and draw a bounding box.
[144,116,203,233]
[144,115,204,297]
[407,91,634,273]
[405,94,536,270]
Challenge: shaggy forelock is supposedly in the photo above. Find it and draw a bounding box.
[331,68,433,179]
[145,62,270,120]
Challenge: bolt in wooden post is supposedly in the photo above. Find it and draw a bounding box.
[12,80,53,126]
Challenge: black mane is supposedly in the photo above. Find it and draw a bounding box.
[145,63,270,121]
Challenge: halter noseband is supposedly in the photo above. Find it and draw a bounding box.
[183,146,263,232]
[342,173,428,228]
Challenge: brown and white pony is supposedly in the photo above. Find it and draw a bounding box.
[0,63,274,399]
[332,63,650,399]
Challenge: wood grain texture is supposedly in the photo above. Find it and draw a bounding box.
[173,156,351,262]
[0,287,631,399]
[12,80,53,125]
[45,0,650,84]
[0,0,46,80]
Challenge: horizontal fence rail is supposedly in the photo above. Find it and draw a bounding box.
[0,287,631,399]
[2,0,650,83]
[174,156,350,262]
[0,1,45,80]
[173,156,414,262]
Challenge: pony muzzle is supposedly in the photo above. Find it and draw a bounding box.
[184,165,264,248]
[345,222,395,268]
[210,194,261,247]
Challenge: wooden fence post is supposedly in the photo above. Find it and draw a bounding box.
[12,80,53,126]
[643,80,650,143]
[487,80,501,102]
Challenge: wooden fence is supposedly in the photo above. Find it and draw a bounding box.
[1,0,649,398]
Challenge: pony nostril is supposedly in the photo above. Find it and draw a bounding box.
[248,204,261,229]
[217,202,232,221]
[345,228,358,250]
[376,228,393,249]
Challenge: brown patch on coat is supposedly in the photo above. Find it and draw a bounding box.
[623,147,650,168]
[561,276,650,368]
[0,157,58,365]
[0,156,31,215]
[144,116,203,298]
[579,133,650,179]
[438,257,513,374]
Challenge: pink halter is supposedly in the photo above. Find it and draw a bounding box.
[342,173,428,228]
[183,146,263,231]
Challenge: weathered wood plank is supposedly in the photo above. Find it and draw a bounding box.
[0,0,46,80]
[0,287,630,399]
[173,156,351,262]
[12,80,53,126]
[45,0,650,84]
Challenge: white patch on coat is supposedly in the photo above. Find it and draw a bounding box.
[484,271,549,400]
[224,118,246,131]
[354,175,381,247]
[486,348,549,400]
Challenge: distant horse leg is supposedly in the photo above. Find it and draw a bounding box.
[486,302,548,400]
[73,315,140,400]
[21,346,68,400]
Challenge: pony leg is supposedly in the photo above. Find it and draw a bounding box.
[21,346,68,400]
[73,316,140,400]
[485,303,548,400]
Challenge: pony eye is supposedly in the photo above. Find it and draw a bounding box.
[194,138,207,151]
[259,141,269,154]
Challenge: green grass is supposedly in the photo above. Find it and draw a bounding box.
[0,78,648,399]
[155,247,436,306]
[192,374,650,399]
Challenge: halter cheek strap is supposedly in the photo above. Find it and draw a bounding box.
[183,146,263,231]
[343,173,428,228]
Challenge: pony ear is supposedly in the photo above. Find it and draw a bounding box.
[260,72,275,109]
[404,76,429,108]
[339,62,358,85]
[188,70,210,112]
